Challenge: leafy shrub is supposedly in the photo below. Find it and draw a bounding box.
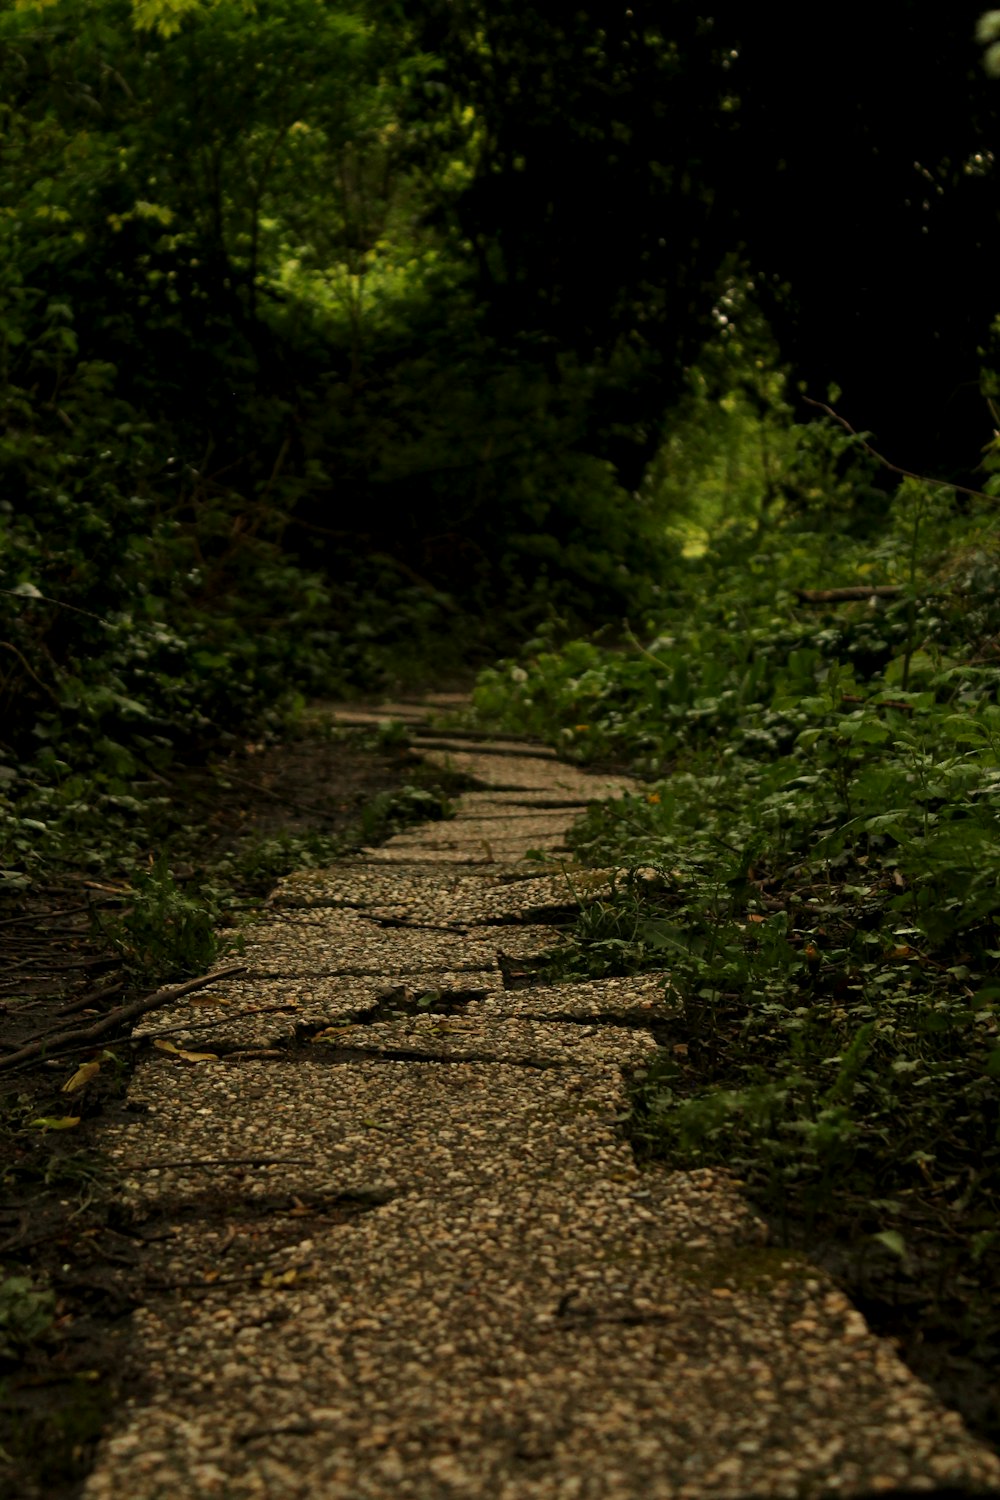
[93,860,223,982]
[468,487,1000,1358]
[0,1274,55,1360]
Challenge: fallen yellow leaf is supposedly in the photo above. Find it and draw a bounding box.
[260,1268,298,1288]
[153,1039,218,1063]
[62,1059,101,1094]
[30,1116,81,1132]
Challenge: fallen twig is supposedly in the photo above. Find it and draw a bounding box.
[795,586,903,603]
[54,979,126,1016]
[0,904,90,929]
[212,768,334,818]
[802,396,998,504]
[0,964,247,1070]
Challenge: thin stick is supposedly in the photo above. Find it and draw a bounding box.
[0,640,61,703]
[795,586,903,603]
[802,397,997,504]
[54,980,126,1016]
[213,768,334,818]
[0,588,112,625]
[0,904,90,929]
[0,965,247,1070]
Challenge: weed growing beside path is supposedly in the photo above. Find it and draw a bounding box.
[465,502,1000,1449]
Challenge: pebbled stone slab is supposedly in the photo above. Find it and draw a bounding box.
[391,813,578,842]
[301,1009,658,1070]
[406,734,560,759]
[88,1058,1000,1500]
[359,840,568,865]
[268,867,615,922]
[420,746,635,799]
[100,1058,644,1210]
[483,974,679,1023]
[133,973,680,1053]
[236,910,565,978]
[134,972,506,1050]
[454,790,594,810]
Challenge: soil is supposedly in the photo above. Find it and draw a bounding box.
[0,717,470,1500]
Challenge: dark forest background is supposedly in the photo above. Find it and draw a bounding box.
[1,0,999,845]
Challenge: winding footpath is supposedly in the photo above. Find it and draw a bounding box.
[84,699,1000,1499]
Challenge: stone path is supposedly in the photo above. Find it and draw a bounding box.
[84,703,1000,1499]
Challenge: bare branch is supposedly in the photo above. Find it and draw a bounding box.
[802,396,998,504]
[0,965,247,1071]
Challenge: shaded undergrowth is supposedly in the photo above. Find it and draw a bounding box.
[465,493,1000,1449]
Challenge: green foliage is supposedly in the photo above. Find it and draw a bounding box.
[224,832,345,894]
[93,859,223,980]
[0,0,676,850]
[355,783,453,844]
[0,1274,55,1359]
[469,477,1000,1335]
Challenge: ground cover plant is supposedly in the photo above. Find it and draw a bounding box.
[465,456,1000,1445]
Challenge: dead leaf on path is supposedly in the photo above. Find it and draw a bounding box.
[153,1039,219,1063]
[30,1116,81,1131]
[62,1059,101,1094]
[260,1268,299,1288]
[311,1024,355,1041]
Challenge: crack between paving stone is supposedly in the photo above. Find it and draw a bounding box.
[257,1043,559,1069]
[240,963,503,980]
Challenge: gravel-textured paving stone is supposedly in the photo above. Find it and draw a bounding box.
[301,1010,658,1069]
[101,1058,644,1209]
[452,790,594,811]
[407,734,561,759]
[135,972,505,1049]
[269,867,613,921]
[134,973,678,1052]
[83,702,1000,1500]
[360,839,569,864]
[88,1053,1000,1497]
[485,974,679,1022]
[237,910,565,977]
[421,746,635,798]
[390,813,578,843]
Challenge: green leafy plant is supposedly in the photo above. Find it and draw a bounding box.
[94,859,223,981]
[356,784,453,844]
[469,462,1000,1439]
[0,1274,55,1360]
